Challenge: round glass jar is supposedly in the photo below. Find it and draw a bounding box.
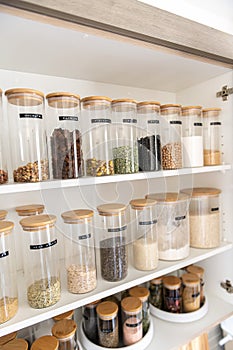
[0,210,7,221]
[129,286,150,335]
[82,300,101,344]
[0,89,8,184]
[163,275,182,313]
[61,209,97,294]
[149,276,163,309]
[52,319,77,350]
[181,273,201,312]
[96,301,119,348]
[31,336,59,350]
[186,265,205,305]
[121,296,143,346]
[203,108,222,165]
[5,88,49,182]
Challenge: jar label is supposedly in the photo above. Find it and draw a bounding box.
[139,219,157,225]
[19,113,42,119]
[101,328,114,333]
[30,239,57,250]
[0,250,9,258]
[211,207,219,212]
[79,233,91,240]
[175,215,186,221]
[192,292,200,298]
[108,225,127,233]
[122,119,137,124]
[194,122,202,126]
[91,118,111,123]
[170,121,182,125]
[210,122,221,126]
[59,116,79,121]
[148,120,159,124]
[125,320,142,328]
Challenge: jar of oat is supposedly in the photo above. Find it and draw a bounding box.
[203,108,222,165]
[52,319,78,350]
[112,99,139,174]
[96,301,119,348]
[130,198,158,271]
[0,210,7,220]
[61,209,97,294]
[81,96,114,176]
[3,339,28,350]
[146,192,190,260]
[163,276,182,313]
[46,92,83,179]
[149,277,163,309]
[20,215,61,308]
[129,286,150,335]
[31,336,59,350]
[83,300,101,344]
[181,273,201,312]
[160,104,182,169]
[181,187,221,248]
[186,265,205,306]
[0,89,8,184]
[121,296,143,346]
[5,88,49,182]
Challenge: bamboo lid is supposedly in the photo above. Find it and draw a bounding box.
[182,273,200,287]
[0,210,7,220]
[85,299,101,308]
[61,209,94,223]
[181,106,202,116]
[163,276,181,289]
[112,98,137,105]
[160,104,181,116]
[53,310,74,321]
[202,108,221,117]
[0,332,17,346]
[5,88,44,106]
[186,265,204,278]
[46,92,80,109]
[97,203,126,216]
[31,335,59,350]
[20,214,56,231]
[15,204,45,216]
[121,296,142,313]
[129,287,149,303]
[96,301,118,320]
[52,319,77,339]
[150,276,163,285]
[81,96,112,109]
[2,339,28,350]
[130,198,157,210]
[137,101,160,113]
[146,192,188,202]
[0,221,14,235]
[181,187,221,197]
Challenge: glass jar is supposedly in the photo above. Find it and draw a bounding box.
[112,99,139,174]
[146,192,190,260]
[97,203,128,282]
[5,88,49,182]
[160,104,182,169]
[181,273,201,312]
[121,296,143,346]
[181,106,203,167]
[186,265,205,306]
[163,275,182,313]
[81,96,114,176]
[82,300,101,344]
[20,214,61,308]
[149,277,163,309]
[0,221,18,324]
[0,210,7,220]
[181,187,221,248]
[52,319,78,350]
[96,301,119,348]
[61,209,97,294]
[31,336,59,350]
[0,89,8,185]
[137,101,161,171]
[203,108,222,165]
[3,339,28,350]
[46,92,83,179]
[130,198,158,271]
[129,286,150,335]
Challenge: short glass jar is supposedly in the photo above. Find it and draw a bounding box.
[186,265,205,306]
[163,276,182,313]
[52,319,78,350]
[96,301,119,348]
[121,296,143,345]
[203,108,222,165]
[129,286,150,335]
[149,277,163,309]
[31,335,59,350]
[82,300,101,344]
[181,273,201,312]
[0,89,8,184]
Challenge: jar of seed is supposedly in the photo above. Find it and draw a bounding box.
[3,339,28,350]
[96,301,119,348]
[20,214,61,309]
[121,296,143,346]
[5,88,49,182]
[31,336,59,350]
[129,287,150,335]
[83,300,101,344]
[186,265,205,305]
[97,203,128,282]
[181,273,201,312]
[52,319,78,350]
[0,89,8,185]
[203,108,222,165]
[0,210,7,221]
[149,277,163,309]
[61,209,97,294]
[163,276,182,313]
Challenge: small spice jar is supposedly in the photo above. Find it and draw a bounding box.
[0,210,7,220]
[129,287,150,335]
[203,108,222,165]
[181,273,201,312]
[61,209,97,294]
[160,104,182,169]
[82,300,101,344]
[181,106,203,167]
[97,203,128,282]
[121,296,143,346]
[31,336,59,350]
[81,96,114,176]
[130,198,158,271]
[137,101,161,171]
[186,265,205,305]
[52,319,78,350]
[149,277,163,309]
[2,339,28,350]
[112,99,139,174]
[181,187,221,248]
[5,88,49,182]
[0,89,8,185]
[20,214,61,308]
[0,221,18,324]
[163,276,182,313]
[96,301,119,348]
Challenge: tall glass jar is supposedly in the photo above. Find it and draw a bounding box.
[129,286,150,335]
[0,89,8,184]
[203,108,222,165]
[31,336,59,350]
[163,275,182,313]
[160,104,182,169]
[52,319,78,350]
[130,198,158,271]
[112,99,139,174]
[181,273,200,312]
[186,265,205,305]
[181,106,203,167]
[149,277,163,309]
[0,210,7,221]
[81,96,113,176]
[20,214,61,308]
[5,88,49,182]
[0,221,18,324]
[137,101,161,172]
[82,300,101,344]
[96,301,119,348]
[46,92,83,179]
[97,203,128,282]
[121,296,143,346]
[61,209,97,294]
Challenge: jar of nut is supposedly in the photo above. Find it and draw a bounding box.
[0,89,8,185]
[203,108,222,165]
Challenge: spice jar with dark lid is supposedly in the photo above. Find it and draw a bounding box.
[186,265,205,305]
[96,301,119,348]
[0,90,8,185]
[149,277,163,309]
[83,300,101,344]
[52,319,78,350]
[0,210,7,220]
[203,108,222,165]
[2,339,28,350]
[182,273,201,312]
[129,286,150,335]
[31,335,59,350]
[163,276,182,313]
[121,296,143,345]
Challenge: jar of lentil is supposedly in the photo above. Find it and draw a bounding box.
[149,277,163,309]
[31,336,59,350]
[81,96,114,176]
[181,106,203,167]
[112,99,139,174]
[0,89,8,184]
[121,296,143,346]
[61,209,97,294]
[182,273,201,312]
[0,210,7,221]
[130,198,158,271]
[0,221,18,324]
[5,88,49,182]
[186,265,205,306]
[181,187,221,248]
[82,300,101,344]
[96,301,119,348]
[3,339,28,350]
[163,276,182,313]
[129,286,150,335]
[160,104,182,169]
[203,108,222,165]
[52,319,78,350]
[20,214,61,308]
[97,203,128,282]
[146,192,190,260]
[137,101,161,171]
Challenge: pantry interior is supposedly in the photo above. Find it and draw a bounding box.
[0,2,233,349]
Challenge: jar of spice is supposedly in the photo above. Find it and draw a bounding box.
[46,92,83,179]
[181,273,201,312]
[0,210,7,220]
[130,198,158,271]
[203,108,222,165]
[5,88,49,182]
[149,277,163,309]
[52,319,78,350]
[31,336,59,350]
[83,300,101,344]
[61,209,97,294]
[137,101,161,172]
[0,89,8,184]
[96,301,119,348]
[163,276,182,313]
[2,339,28,350]
[129,286,150,335]
[112,99,139,174]
[121,296,143,345]
[97,203,128,282]
[186,265,205,305]
[20,214,61,308]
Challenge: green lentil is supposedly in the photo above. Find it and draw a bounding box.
[27,277,61,308]
[113,146,139,174]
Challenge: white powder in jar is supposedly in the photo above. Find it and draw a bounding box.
[189,212,220,248]
[133,238,158,270]
[159,244,189,260]
[182,136,203,167]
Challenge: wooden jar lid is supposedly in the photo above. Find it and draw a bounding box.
[130,198,157,210]
[97,203,126,216]
[5,88,44,106]
[112,98,137,105]
[181,105,202,116]
[160,104,181,115]
[96,301,118,320]
[15,204,44,216]
[186,265,204,278]
[52,319,77,339]
[31,336,59,350]
[3,339,28,350]
[61,209,94,223]
[137,101,160,113]
[150,276,163,285]
[0,221,14,234]
[163,276,181,289]
[20,214,56,231]
[53,310,74,321]
[202,108,221,117]
[0,332,17,346]
[129,286,150,302]
[0,210,7,220]
[46,92,80,108]
[181,187,221,197]
[121,296,142,313]
[146,192,188,202]
[182,273,200,287]
[81,96,112,109]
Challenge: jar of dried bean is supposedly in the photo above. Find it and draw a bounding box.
[5,88,49,182]
[163,276,182,313]
[160,104,182,169]
[83,300,101,344]
[46,92,83,179]
[130,198,158,271]
[112,99,139,174]
[52,319,78,350]
[129,286,150,335]
[182,273,200,312]
[121,296,143,346]
[203,108,222,165]
[31,336,59,350]
[61,209,97,294]
[0,89,8,184]
[0,221,18,324]
[20,214,61,308]
[97,203,128,282]
[149,277,163,309]
[96,301,119,348]
[186,265,205,305]
[0,210,7,220]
